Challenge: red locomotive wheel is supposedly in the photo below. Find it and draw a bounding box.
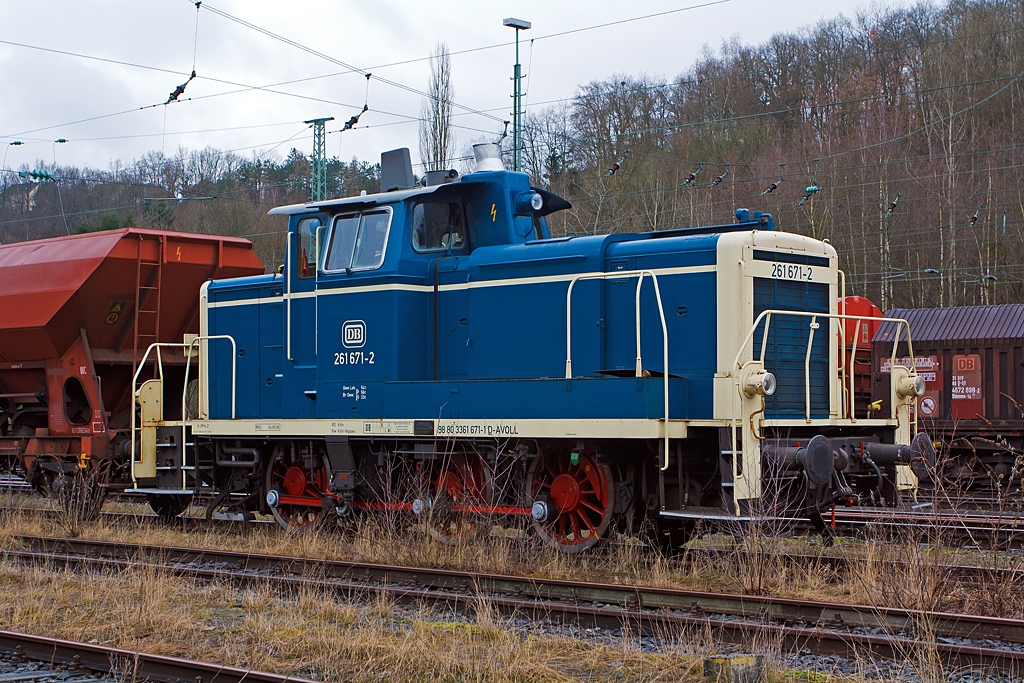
[422,452,492,543]
[529,451,614,553]
[266,453,332,532]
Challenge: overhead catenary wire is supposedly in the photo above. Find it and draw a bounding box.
[813,67,1024,163]
[9,3,1007,142]
[51,139,70,235]
[0,119,393,228]
[0,0,1009,157]
[560,160,1024,207]
[0,42,702,142]
[348,71,1024,177]
[191,0,731,108]
[0,1,729,146]
[563,181,1024,266]
[503,73,1024,172]
[196,1,505,127]
[4,12,1015,173]
[290,20,1024,91]
[0,42,414,140]
[158,2,203,153]
[191,1,202,71]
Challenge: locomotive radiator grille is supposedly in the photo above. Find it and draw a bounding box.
[753,278,830,419]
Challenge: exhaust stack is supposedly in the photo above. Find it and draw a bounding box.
[473,143,504,172]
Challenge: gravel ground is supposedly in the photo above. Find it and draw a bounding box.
[376,600,1024,683]
[0,658,112,683]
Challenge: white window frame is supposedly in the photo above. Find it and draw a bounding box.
[322,206,394,273]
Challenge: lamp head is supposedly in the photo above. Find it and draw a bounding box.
[503,17,531,30]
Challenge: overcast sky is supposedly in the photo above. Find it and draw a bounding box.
[1,0,887,174]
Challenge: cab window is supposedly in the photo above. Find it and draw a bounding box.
[296,217,321,278]
[412,202,465,252]
[324,208,392,272]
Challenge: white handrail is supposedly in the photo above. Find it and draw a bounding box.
[179,334,237,490]
[285,234,292,362]
[837,270,847,417]
[848,317,861,421]
[734,309,916,421]
[565,269,671,469]
[129,336,237,488]
[804,315,818,421]
[314,224,325,355]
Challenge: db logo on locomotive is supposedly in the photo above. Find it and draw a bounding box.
[342,320,366,348]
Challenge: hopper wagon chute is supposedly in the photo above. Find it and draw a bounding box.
[0,228,265,508]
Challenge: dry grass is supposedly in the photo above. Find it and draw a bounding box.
[3,494,1005,682]
[2,490,1023,622]
[0,554,833,683]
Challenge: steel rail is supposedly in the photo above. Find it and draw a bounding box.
[4,507,1019,586]
[5,498,1024,548]
[830,508,1024,540]
[679,547,1024,588]
[8,497,1024,561]
[0,629,320,683]
[835,507,1024,525]
[5,536,1024,675]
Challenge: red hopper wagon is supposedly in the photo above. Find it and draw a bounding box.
[0,228,264,511]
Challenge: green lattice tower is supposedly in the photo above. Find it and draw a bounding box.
[304,117,334,202]
[503,18,531,172]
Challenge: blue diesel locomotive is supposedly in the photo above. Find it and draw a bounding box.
[129,144,933,550]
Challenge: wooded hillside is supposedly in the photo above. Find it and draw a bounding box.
[2,0,1022,309]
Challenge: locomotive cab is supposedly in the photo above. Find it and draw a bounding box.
[201,145,571,424]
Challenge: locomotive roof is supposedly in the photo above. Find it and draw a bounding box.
[268,184,445,217]
[877,304,1024,344]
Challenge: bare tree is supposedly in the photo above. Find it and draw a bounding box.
[6,0,1024,306]
[419,43,455,172]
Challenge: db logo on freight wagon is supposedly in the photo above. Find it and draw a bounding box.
[956,356,978,372]
[342,320,366,348]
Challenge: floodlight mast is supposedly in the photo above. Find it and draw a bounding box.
[503,17,531,172]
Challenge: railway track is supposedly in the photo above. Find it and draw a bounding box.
[834,506,1024,529]
[4,535,1023,677]
[7,478,1024,541]
[7,494,1024,537]
[0,629,319,683]
[829,507,1024,546]
[0,502,275,527]
[5,503,1024,587]
[688,548,1024,589]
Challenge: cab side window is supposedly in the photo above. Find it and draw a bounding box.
[412,202,465,252]
[353,211,390,269]
[296,217,321,278]
[325,208,393,272]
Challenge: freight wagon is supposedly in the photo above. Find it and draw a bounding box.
[0,228,265,513]
[873,305,1024,493]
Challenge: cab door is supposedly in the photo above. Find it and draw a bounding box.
[259,281,284,417]
[314,207,397,419]
[285,214,325,418]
